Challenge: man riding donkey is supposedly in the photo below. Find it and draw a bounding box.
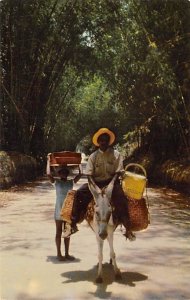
[63,127,136,241]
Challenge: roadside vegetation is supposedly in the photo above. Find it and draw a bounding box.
[0,0,189,191]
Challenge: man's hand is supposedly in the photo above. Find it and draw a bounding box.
[117,170,125,179]
[121,170,125,177]
[88,175,98,189]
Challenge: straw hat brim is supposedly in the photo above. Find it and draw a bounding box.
[92,128,115,146]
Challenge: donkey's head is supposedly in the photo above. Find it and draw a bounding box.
[88,175,117,240]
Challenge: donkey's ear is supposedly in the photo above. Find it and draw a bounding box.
[88,178,101,200]
[105,174,118,198]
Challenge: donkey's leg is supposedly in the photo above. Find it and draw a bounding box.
[95,236,104,283]
[107,228,122,280]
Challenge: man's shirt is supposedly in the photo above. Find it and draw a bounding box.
[85,148,124,182]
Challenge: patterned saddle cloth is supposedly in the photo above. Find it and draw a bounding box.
[60,190,118,225]
[61,190,149,231]
[60,190,94,224]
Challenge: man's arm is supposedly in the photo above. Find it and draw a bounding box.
[46,154,55,183]
[115,151,125,176]
[85,153,97,187]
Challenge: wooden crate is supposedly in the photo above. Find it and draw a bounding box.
[50,151,81,166]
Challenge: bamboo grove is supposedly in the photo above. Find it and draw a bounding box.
[1,0,190,161]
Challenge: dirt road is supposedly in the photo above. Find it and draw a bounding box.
[0,174,190,300]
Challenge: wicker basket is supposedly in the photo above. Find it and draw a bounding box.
[122,163,147,200]
[60,190,76,224]
[128,197,150,231]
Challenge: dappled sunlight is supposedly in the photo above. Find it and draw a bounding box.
[148,187,190,226]
[4,178,52,193]
[1,178,190,300]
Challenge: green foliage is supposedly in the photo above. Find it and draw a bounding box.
[1,0,189,160]
[45,75,119,152]
[0,0,96,154]
[105,0,190,158]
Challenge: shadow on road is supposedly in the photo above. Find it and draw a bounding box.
[47,255,81,264]
[61,263,148,299]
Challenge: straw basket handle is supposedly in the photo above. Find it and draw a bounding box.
[124,163,147,178]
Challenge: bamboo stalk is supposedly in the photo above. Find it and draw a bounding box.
[1,81,26,125]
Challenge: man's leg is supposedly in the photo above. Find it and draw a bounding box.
[112,181,136,241]
[71,183,92,224]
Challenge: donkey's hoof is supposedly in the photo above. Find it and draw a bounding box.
[96,276,103,283]
[115,272,122,281]
[109,258,112,265]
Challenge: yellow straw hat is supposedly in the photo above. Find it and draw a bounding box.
[92,128,115,146]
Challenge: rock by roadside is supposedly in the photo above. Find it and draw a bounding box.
[0,151,38,189]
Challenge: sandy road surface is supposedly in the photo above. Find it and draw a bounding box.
[0,175,190,300]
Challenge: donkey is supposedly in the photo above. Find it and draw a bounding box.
[87,175,122,283]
